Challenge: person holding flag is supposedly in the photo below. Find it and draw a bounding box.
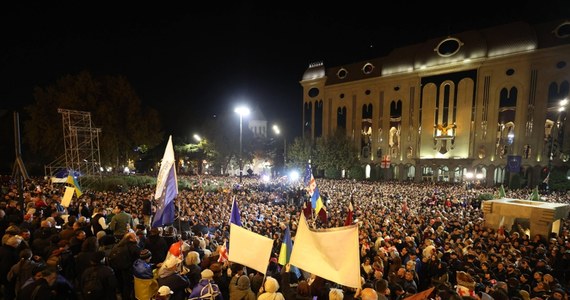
[303,163,327,223]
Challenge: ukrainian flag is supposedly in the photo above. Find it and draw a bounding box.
[66,175,83,197]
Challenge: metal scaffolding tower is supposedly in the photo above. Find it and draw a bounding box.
[45,109,102,187]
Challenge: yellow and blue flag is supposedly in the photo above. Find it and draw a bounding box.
[278,225,302,278]
[66,175,82,197]
[304,163,327,222]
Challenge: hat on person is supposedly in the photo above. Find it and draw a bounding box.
[264,276,280,293]
[237,275,251,290]
[201,269,214,279]
[158,286,174,296]
[140,249,152,260]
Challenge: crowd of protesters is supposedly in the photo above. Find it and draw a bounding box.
[0,174,570,300]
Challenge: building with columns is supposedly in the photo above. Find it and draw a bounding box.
[300,19,570,186]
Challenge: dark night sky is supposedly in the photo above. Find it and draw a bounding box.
[1,2,569,145]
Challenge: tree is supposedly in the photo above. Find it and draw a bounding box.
[286,136,314,172]
[24,71,163,171]
[313,130,358,177]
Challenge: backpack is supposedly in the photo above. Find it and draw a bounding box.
[108,244,131,270]
[47,249,75,279]
[190,282,221,300]
[81,266,104,298]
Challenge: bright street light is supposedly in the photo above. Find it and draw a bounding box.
[234,106,250,183]
[193,134,201,142]
[272,124,287,173]
[272,125,281,135]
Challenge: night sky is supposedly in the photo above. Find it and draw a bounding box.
[1,2,568,152]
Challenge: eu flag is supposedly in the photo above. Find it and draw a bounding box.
[152,135,178,228]
[230,197,242,226]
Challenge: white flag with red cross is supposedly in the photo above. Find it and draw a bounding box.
[380,155,391,168]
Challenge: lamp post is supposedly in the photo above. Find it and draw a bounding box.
[193,134,202,174]
[235,106,250,183]
[272,124,287,175]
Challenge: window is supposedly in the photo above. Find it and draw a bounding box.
[435,37,463,57]
[308,87,320,98]
[337,68,348,79]
[362,63,374,75]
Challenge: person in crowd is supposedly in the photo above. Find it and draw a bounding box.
[374,278,390,300]
[359,287,377,300]
[329,288,344,300]
[74,236,99,284]
[157,257,190,300]
[188,268,222,300]
[108,204,134,241]
[258,276,284,300]
[142,194,153,227]
[80,250,117,300]
[90,207,108,236]
[156,285,174,300]
[133,249,154,279]
[146,227,168,266]
[182,250,202,289]
[209,262,229,300]
[7,248,45,299]
[281,263,311,300]
[230,273,256,300]
[0,235,24,300]
[109,231,140,300]
[18,266,58,300]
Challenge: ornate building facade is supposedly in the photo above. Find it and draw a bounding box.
[301,19,570,186]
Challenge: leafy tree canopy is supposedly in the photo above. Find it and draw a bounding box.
[24,70,163,170]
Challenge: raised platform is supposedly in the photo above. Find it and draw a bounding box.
[481,198,570,238]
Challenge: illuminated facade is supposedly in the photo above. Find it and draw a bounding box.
[301,20,570,186]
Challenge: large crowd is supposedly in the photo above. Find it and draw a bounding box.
[1,174,570,300]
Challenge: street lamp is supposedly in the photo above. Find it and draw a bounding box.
[193,134,201,142]
[235,106,250,183]
[272,124,287,174]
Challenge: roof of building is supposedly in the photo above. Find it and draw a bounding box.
[302,19,570,85]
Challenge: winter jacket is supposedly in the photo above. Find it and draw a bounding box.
[133,258,154,279]
[229,275,256,300]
